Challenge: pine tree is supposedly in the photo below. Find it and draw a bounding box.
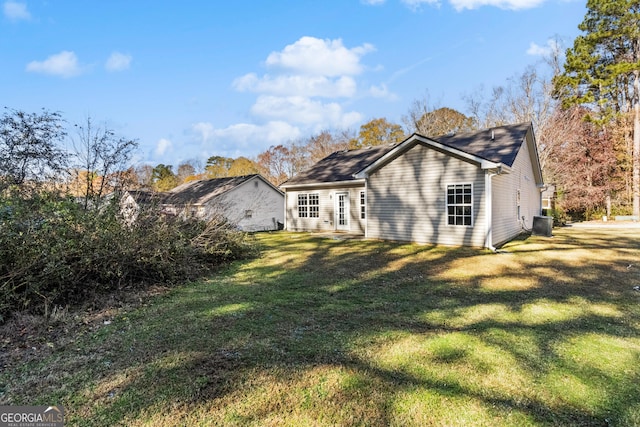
[554,0,640,216]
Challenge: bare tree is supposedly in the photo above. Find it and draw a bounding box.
[134,164,154,189]
[304,130,349,164]
[464,64,560,174]
[544,107,618,218]
[402,90,442,133]
[256,145,296,185]
[0,108,68,193]
[177,161,197,183]
[71,116,138,209]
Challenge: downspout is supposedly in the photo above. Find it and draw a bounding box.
[283,190,288,231]
[539,185,548,216]
[485,168,500,252]
[364,178,369,239]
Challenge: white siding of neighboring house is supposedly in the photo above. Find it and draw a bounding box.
[367,143,488,247]
[208,177,284,231]
[491,135,541,246]
[285,184,366,234]
[119,192,139,224]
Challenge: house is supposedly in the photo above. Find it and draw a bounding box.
[122,174,285,231]
[164,174,284,231]
[119,189,165,224]
[280,123,544,249]
[541,184,556,214]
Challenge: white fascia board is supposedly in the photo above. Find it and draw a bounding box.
[280,179,366,190]
[480,159,501,170]
[355,135,505,178]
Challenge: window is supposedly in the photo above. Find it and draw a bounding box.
[245,210,253,218]
[298,194,308,217]
[309,193,319,218]
[360,191,366,219]
[298,193,319,218]
[447,184,473,226]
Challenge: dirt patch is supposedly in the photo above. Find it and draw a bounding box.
[0,285,171,374]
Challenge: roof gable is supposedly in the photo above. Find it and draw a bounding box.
[164,174,258,205]
[357,123,541,179]
[282,123,542,186]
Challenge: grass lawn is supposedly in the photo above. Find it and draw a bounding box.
[2,226,640,426]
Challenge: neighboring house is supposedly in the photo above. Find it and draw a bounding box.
[280,123,544,249]
[541,184,556,214]
[119,189,164,224]
[122,174,285,231]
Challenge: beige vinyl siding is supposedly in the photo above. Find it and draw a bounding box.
[491,137,541,246]
[204,177,284,231]
[285,184,366,233]
[367,143,487,246]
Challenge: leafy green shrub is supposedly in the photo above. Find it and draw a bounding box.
[546,207,568,226]
[0,193,258,321]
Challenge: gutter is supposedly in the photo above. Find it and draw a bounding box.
[484,167,504,252]
[280,179,366,190]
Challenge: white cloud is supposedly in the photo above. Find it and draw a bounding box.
[232,37,377,130]
[105,52,132,72]
[449,0,546,10]
[362,0,386,4]
[3,1,30,21]
[265,36,375,77]
[26,51,83,78]
[393,0,546,10]
[251,95,363,128]
[233,73,357,98]
[368,83,398,100]
[225,36,380,145]
[401,0,440,10]
[191,121,302,156]
[526,39,560,56]
[155,138,172,156]
[192,122,215,143]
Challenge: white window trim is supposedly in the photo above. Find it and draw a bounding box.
[298,193,308,218]
[298,192,319,218]
[446,183,474,227]
[308,193,319,218]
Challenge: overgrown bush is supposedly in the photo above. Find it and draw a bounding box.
[0,193,258,321]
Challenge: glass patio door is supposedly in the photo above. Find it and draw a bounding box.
[335,192,349,231]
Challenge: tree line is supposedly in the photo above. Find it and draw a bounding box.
[3,0,639,222]
[142,0,640,221]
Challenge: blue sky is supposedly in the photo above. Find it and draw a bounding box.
[1,0,586,168]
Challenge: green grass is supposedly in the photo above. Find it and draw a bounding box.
[2,227,640,426]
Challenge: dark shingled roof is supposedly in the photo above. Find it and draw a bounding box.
[283,123,532,186]
[125,189,168,204]
[163,174,258,205]
[282,143,397,186]
[434,122,531,167]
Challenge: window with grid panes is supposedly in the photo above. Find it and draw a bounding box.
[298,194,308,217]
[447,184,473,226]
[308,193,319,218]
[298,193,319,218]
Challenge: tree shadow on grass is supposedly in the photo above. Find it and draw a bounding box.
[24,228,640,425]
